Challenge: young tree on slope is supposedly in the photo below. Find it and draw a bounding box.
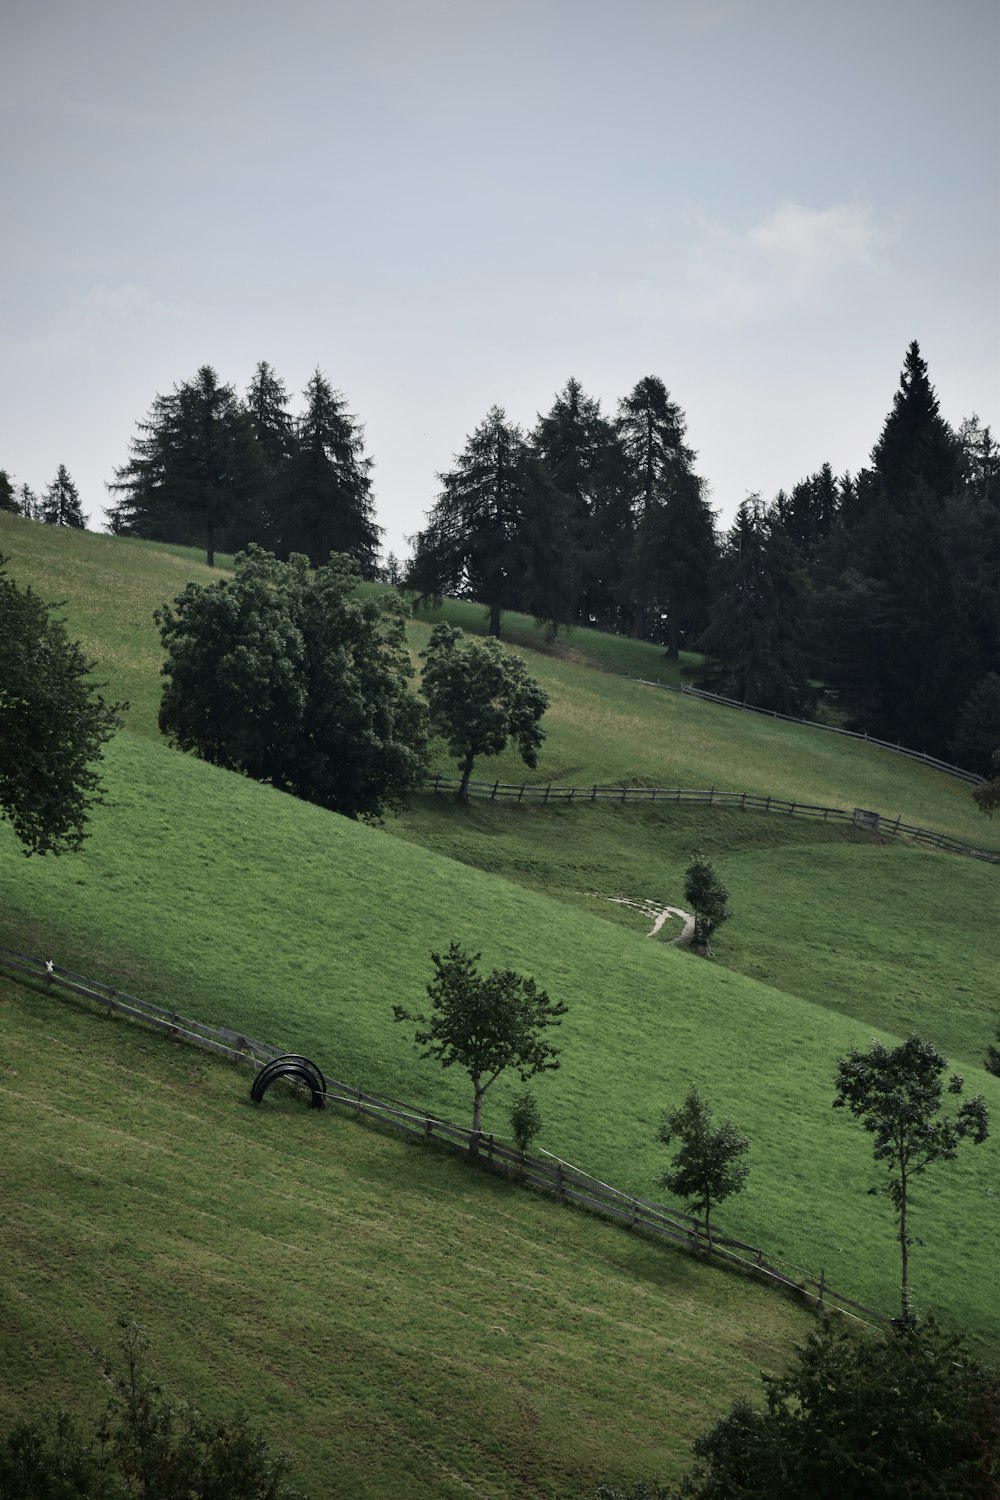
[420,623,548,800]
[656,1086,749,1253]
[833,1034,988,1323]
[393,942,566,1144]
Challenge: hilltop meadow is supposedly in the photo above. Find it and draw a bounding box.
[2,512,999,1497]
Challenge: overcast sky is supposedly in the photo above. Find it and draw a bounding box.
[2,0,997,561]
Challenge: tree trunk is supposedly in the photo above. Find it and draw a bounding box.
[470,1081,483,1158]
[899,1172,910,1323]
[458,751,475,802]
[488,599,502,638]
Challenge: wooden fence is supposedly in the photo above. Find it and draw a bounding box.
[619,674,984,787]
[0,946,889,1329]
[422,775,1000,866]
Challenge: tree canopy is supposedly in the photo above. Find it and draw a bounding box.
[420,622,548,799]
[155,545,428,820]
[833,1034,988,1321]
[0,555,123,855]
[393,942,566,1139]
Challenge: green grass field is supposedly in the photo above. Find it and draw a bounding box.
[2,514,999,1494]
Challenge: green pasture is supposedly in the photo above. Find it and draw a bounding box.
[0,976,815,1498]
[1,515,999,1490]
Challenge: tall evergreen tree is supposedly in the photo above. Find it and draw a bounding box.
[17,483,40,521]
[532,378,630,630]
[40,464,87,528]
[244,361,296,550]
[277,369,380,574]
[0,470,17,514]
[408,406,534,637]
[870,340,962,509]
[697,496,813,714]
[108,366,261,566]
[618,376,716,653]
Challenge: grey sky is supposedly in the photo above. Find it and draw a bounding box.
[2,0,997,560]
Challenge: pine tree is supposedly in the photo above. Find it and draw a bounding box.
[618,376,716,651]
[697,496,813,715]
[408,406,534,637]
[277,370,380,574]
[108,366,262,566]
[17,483,40,520]
[40,464,87,528]
[0,470,17,514]
[870,341,962,509]
[244,361,296,550]
[532,378,630,630]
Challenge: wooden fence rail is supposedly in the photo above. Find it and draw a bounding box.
[1,946,890,1329]
[421,776,1000,866]
[619,675,984,786]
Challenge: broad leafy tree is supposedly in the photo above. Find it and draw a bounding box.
[278,370,381,574]
[833,1034,988,1322]
[420,623,548,800]
[393,942,567,1141]
[652,1317,1000,1500]
[156,545,428,821]
[40,463,87,528]
[683,858,731,952]
[0,1318,306,1499]
[108,366,262,566]
[656,1086,749,1250]
[0,556,122,855]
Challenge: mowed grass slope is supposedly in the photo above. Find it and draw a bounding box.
[1,975,816,1499]
[1,517,998,1387]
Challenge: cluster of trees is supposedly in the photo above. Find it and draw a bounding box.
[696,345,1000,764]
[0,1319,306,1499]
[0,463,88,527]
[407,376,717,648]
[107,364,380,571]
[597,1034,991,1499]
[597,1315,1000,1499]
[408,346,1000,772]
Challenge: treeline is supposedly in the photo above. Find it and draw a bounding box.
[408,345,1000,771]
[107,363,380,572]
[0,463,87,528]
[6,343,997,770]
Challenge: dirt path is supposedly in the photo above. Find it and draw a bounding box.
[598,895,696,945]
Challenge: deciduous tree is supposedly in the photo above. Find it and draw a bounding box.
[833,1034,988,1322]
[0,555,123,855]
[420,623,548,800]
[683,858,731,952]
[156,545,428,821]
[656,1086,749,1251]
[393,942,566,1143]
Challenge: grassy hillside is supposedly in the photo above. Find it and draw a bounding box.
[2,515,999,1489]
[1,973,815,1498]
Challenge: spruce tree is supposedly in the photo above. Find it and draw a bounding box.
[871,340,962,509]
[408,406,534,637]
[697,496,813,715]
[532,378,630,630]
[277,370,380,574]
[40,464,87,528]
[0,470,17,514]
[108,366,261,566]
[617,375,716,650]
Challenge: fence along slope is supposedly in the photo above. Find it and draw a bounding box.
[421,776,1000,866]
[1,946,888,1329]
